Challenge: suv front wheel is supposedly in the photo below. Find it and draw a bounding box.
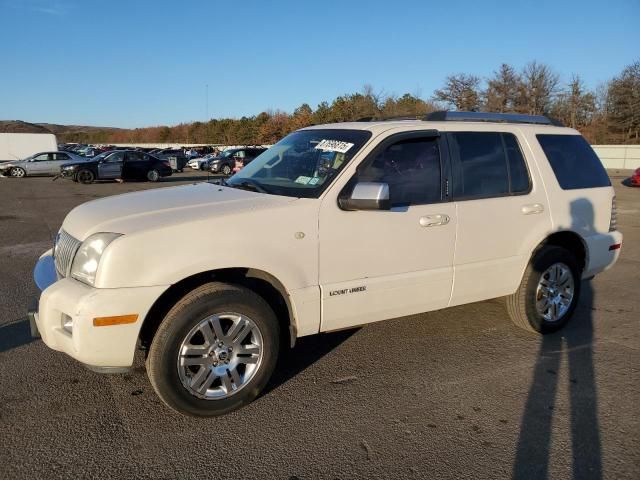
[147,282,280,416]
[506,246,582,334]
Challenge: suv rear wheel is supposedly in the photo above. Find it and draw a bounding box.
[506,246,581,333]
[146,282,280,416]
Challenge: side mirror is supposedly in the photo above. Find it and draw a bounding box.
[339,182,391,211]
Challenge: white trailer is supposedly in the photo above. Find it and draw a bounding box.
[0,133,58,162]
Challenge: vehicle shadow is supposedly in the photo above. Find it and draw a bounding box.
[513,198,606,479]
[262,328,358,395]
[0,318,34,353]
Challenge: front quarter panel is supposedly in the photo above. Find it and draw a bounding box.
[96,198,320,293]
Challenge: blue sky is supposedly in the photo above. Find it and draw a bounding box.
[0,0,638,128]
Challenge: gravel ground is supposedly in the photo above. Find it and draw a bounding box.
[0,170,638,479]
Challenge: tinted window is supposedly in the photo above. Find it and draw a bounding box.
[358,137,441,206]
[125,151,144,162]
[537,134,610,189]
[503,134,530,193]
[450,132,530,199]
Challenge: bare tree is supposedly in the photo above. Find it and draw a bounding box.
[517,61,559,115]
[551,74,596,128]
[433,74,481,111]
[483,64,520,113]
[607,61,640,142]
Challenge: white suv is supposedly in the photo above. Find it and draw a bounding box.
[30,112,622,416]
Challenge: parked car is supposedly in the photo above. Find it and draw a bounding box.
[59,150,172,183]
[153,148,188,172]
[0,151,85,177]
[30,112,622,417]
[195,153,219,170]
[630,167,640,186]
[209,147,267,175]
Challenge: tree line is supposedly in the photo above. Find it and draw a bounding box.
[61,59,639,145]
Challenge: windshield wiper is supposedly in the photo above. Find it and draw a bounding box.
[228,179,270,194]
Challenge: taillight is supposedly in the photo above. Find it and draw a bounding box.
[609,196,617,232]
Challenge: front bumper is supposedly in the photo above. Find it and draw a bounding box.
[32,251,167,371]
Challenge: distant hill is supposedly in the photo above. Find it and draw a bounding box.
[0,120,123,143]
[0,120,52,134]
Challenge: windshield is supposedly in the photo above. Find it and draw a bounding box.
[219,150,234,158]
[226,129,372,198]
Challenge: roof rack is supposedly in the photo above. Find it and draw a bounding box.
[423,111,564,126]
[356,115,422,122]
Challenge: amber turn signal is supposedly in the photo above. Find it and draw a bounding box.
[93,314,139,327]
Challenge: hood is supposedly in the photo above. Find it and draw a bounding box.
[62,182,297,240]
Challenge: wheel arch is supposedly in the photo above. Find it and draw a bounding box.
[139,267,297,352]
[533,230,588,271]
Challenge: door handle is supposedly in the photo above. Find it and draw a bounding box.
[521,203,544,215]
[419,214,450,227]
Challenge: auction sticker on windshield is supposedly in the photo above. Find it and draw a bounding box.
[314,139,354,154]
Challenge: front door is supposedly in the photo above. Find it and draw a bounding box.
[97,151,124,179]
[319,133,456,332]
[28,153,53,175]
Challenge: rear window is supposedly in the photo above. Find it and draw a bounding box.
[537,134,610,189]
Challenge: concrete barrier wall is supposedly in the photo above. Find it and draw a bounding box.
[592,145,640,170]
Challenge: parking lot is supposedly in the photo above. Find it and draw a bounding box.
[0,171,638,479]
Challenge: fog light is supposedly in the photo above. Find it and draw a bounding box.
[61,313,73,334]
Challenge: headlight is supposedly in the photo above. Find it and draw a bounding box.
[211,160,220,164]
[70,232,122,286]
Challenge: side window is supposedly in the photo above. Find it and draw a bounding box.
[125,152,144,162]
[54,153,69,161]
[358,137,441,206]
[504,134,530,193]
[33,154,49,162]
[449,132,530,199]
[537,134,610,189]
[104,152,124,163]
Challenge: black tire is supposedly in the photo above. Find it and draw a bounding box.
[147,169,160,182]
[76,169,94,184]
[146,282,280,416]
[506,246,581,334]
[222,164,232,176]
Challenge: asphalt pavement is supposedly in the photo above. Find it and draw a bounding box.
[0,170,638,479]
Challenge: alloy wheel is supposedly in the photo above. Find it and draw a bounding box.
[535,262,575,322]
[177,313,264,399]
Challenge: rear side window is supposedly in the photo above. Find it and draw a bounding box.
[449,132,531,199]
[537,134,610,189]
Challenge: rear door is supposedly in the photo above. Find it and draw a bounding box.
[49,152,71,174]
[97,151,124,179]
[447,130,552,306]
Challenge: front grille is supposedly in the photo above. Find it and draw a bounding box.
[54,230,81,278]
